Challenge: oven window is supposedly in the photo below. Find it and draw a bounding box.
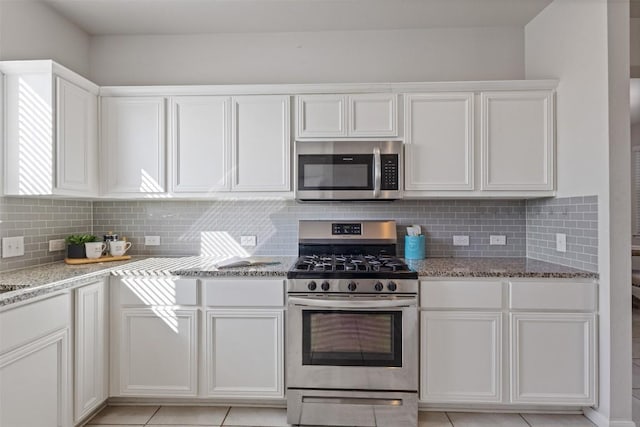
[302,310,402,367]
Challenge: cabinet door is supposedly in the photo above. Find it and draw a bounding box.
[55,77,97,195]
[231,95,290,191]
[510,312,595,405]
[206,310,284,398]
[405,93,474,191]
[0,329,70,427]
[349,94,397,137]
[74,281,107,423]
[481,91,554,190]
[420,311,502,403]
[296,95,347,138]
[101,97,166,195]
[118,308,197,396]
[171,96,230,193]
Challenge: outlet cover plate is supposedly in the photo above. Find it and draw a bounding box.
[2,236,25,258]
[240,235,257,247]
[49,239,66,252]
[145,236,161,246]
[490,235,507,245]
[453,235,469,246]
[556,233,567,253]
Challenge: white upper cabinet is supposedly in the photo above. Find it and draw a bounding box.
[56,77,98,194]
[171,96,230,193]
[1,61,99,197]
[404,93,474,191]
[101,97,167,196]
[349,94,397,137]
[481,91,554,191]
[231,95,290,191]
[297,95,347,138]
[296,93,397,138]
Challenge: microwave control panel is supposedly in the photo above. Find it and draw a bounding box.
[381,155,399,190]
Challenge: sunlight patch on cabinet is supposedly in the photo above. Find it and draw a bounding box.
[121,277,179,332]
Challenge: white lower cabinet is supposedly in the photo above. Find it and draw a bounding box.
[0,294,71,427]
[118,308,198,396]
[205,310,284,397]
[110,277,199,397]
[74,280,108,423]
[420,311,502,403]
[510,312,596,405]
[419,278,597,407]
[203,279,285,399]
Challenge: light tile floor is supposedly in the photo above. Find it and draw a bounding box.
[87,406,598,427]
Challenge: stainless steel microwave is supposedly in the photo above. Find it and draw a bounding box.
[295,140,403,201]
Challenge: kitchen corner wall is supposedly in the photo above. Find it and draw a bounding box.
[0,197,93,271]
[526,196,598,272]
[92,199,527,258]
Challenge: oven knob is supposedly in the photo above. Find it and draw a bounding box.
[307,281,317,291]
[347,281,357,291]
[387,281,397,291]
[374,281,384,291]
[321,281,330,291]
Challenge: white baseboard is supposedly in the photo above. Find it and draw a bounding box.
[584,407,637,427]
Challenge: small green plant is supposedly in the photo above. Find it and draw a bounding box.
[65,234,97,245]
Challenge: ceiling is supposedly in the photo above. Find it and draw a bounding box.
[41,0,554,36]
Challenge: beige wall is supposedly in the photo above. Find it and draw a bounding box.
[0,1,91,77]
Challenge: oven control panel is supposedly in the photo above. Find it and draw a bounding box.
[332,223,362,235]
[288,278,418,294]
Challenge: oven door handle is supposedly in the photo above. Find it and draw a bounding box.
[288,296,416,309]
[373,147,381,198]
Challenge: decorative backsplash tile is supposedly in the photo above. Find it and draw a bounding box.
[92,199,527,259]
[526,196,598,272]
[0,195,598,273]
[0,197,93,271]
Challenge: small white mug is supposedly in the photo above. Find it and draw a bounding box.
[109,240,132,257]
[85,242,107,259]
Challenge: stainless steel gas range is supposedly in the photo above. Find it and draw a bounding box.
[286,220,419,427]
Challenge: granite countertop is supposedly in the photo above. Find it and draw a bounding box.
[406,257,598,279]
[0,255,596,308]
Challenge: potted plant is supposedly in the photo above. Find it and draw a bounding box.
[65,234,97,259]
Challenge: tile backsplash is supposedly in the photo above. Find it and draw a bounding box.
[526,196,598,272]
[0,197,93,271]
[93,199,527,258]
[0,196,599,273]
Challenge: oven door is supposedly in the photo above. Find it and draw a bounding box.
[287,295,418,391]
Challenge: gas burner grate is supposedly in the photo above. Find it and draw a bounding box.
[292,254,411,274]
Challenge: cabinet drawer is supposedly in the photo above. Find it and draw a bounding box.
[0,294,70,354]
[119,277,198,306]
[509,280,596,311]
[420,280,503,309]
[205,279,284,307]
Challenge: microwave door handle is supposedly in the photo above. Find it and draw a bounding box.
[288,296,416,309]
[373,147,381,198]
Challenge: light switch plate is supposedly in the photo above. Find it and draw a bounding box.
[240,235,257,247]
[452,235,469,246]
[490,235,507,245]
[2,236,25,258]
[556,233,567,253]
[145,236,161,246]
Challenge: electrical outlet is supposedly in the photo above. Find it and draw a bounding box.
[49,239,66,252]
[452,235,469,246]
[240,235,257,247]
[145,236,161,246]
[556,233,567,253]
[2,236,25,258]
[490,235,507,245]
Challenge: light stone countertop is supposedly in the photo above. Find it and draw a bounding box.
[0,255,596,308]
